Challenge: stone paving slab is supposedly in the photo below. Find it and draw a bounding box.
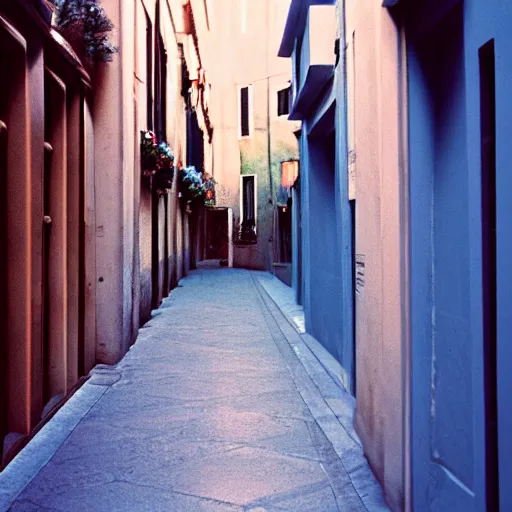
[2,267,388,512]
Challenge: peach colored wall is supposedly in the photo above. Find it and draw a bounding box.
[346,1,405,510]
[94,0,126,364]
[94,0,213,363]
[0,2,100,466]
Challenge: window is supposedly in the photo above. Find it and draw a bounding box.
[239,85,252,138]
[145,10,153,130]
[239,175,257,242]
[155,32,167,139]
[277,86,291,117]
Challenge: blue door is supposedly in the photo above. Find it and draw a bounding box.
[408,3,483,510]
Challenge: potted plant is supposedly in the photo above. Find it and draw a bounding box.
[178,166,206,205]
[141,130,158,177]
[55,0,118,62]
[153,141,175,195]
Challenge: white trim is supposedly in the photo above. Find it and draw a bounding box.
[237,84,254,139]
[227,208,234,267]
[240,174,258,232]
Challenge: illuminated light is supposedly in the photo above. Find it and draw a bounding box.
[281,160,299,188]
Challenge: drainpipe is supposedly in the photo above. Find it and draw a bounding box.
[266,0,275,269]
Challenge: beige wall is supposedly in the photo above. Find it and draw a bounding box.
[346,1,406,510]
[94,0,213,363]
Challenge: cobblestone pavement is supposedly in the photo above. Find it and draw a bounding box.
[4,268,388,512]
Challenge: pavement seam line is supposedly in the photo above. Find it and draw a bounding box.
[248,273,367,510]
[251,274,360,444]
[116,479,242,509]
[249,272,392,512]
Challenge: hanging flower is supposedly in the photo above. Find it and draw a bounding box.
[140,131,175,197]
[141,130,159,176]
[156,141,174,171]
[179,166,206,202]
[56,0,118,63]
[204,177,216,207]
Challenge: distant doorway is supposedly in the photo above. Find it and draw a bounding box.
[204,207,231,264]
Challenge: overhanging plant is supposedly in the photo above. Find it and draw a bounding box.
[140,131,175,195]
[203,174,216,207]
[178,166,206,204]
[55,0,118,62]
[141,130,158,176]
[153,141,175,195]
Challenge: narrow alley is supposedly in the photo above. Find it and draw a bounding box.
[3,0,511,509]
[1,267,387,512]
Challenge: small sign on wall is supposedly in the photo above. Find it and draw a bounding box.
[348,149,356,200]
[355,254,365,294]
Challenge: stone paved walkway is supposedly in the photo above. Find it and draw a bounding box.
[4,268,387,512]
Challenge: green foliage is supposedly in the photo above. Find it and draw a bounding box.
[56,0,118,62]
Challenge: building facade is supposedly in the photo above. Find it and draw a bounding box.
[279,0,512,510]
[0,0,214,468]
[198,0,300,278]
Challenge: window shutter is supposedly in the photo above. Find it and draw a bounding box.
[277,86,290,116]
[240,87,250,136]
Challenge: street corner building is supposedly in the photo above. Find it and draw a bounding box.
[0,0,216,468]
[278,0,512,511]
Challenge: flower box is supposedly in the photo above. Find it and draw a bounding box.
[153,168,174,196]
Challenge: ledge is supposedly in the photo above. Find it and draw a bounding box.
[289,64,334,120]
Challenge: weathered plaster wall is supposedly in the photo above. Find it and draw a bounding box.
[345,1,405,509]
[407,1,512,510]
[94,0,126,364]
[94,0,205,364]
[463,4,512,507]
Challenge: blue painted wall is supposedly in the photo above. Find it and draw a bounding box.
[463,2,512,509]
[305,132,347,366]
[408,5,476,510]
[408,0,512,509]
[292,2,354,393]
[298,117,354,390]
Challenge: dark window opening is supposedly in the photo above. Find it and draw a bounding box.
[277,86,291,117]
[240,86,250,137]
[239,175,256,242]
[295,36,302,89]
[350,198,356,396]
[155,32,167,139]
[179,44,191,101]
[145,10,153,130]
[277,201,292,263]
[479,38,499,512]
